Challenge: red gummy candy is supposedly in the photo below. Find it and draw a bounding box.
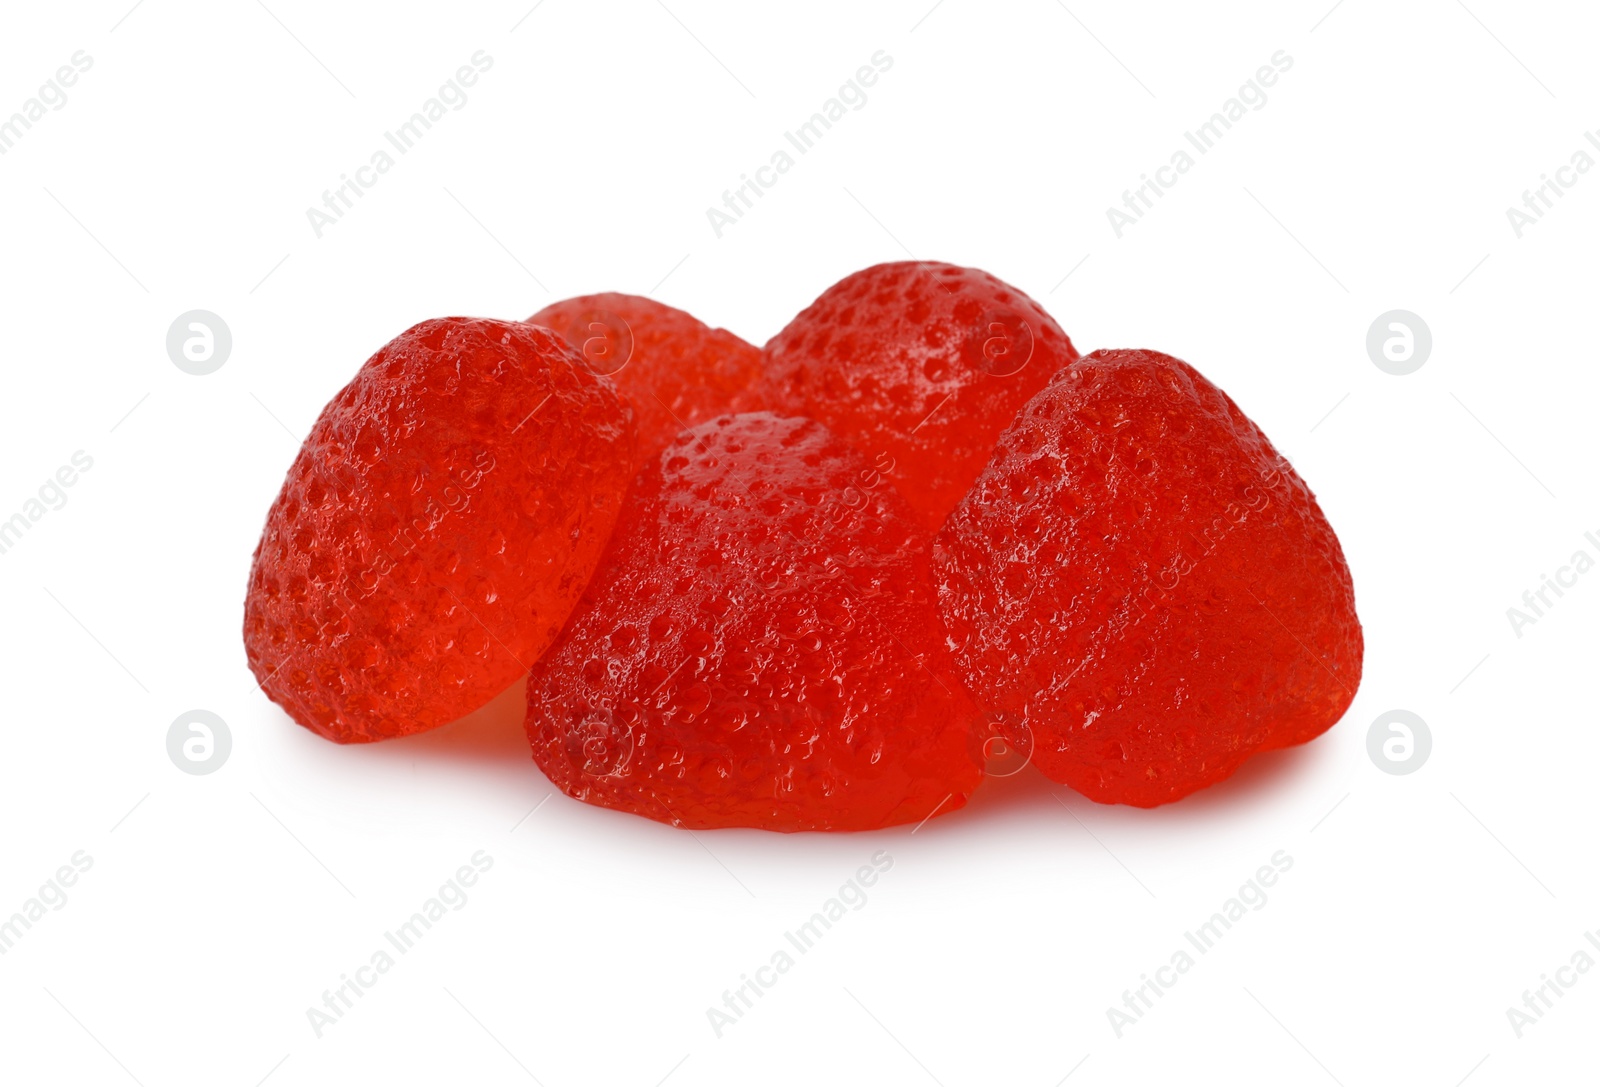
[244,317,633,743]
[762,262,1078,529]
[934,349,1362,806]
[525,412,983,831]
[528,293,765,473]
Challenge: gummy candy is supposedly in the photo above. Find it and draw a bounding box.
[525,412,982,830]
[934,349,1362,806]
[762,262,1077,529]
[244,317,633,742]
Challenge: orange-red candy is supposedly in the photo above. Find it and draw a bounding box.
[762,262,1078,529]
[934,349,1362,806]
[528,293,765,474]
[244,317,633,742]
[525,412,983,831]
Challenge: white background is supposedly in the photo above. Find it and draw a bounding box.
[0,1,1595,1084]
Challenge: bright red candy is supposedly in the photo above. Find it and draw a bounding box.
[934,349,1362,806]
[528,293,765,473]
[761,262,1078,530]
[244,317,633,743]
[525,412,983,831]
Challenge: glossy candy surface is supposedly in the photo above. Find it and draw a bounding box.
[762,262,1078,529]
[526,412,983,830]
[244,317,633,742]
[934,349,1362,806]
[528,293,766,474]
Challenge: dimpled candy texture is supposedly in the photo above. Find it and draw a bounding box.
[934,349,1362,807]
[244,317,633,743]
[761,262,1078,530]
[525,412,983,831]
[528,293,766,473]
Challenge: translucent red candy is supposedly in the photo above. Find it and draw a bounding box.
[762,262,1078,529]
[524,412,983,831]
[243,317,633,743]
[245,267,1362,825]
[934,349,1363,806]
[528,293,765,473]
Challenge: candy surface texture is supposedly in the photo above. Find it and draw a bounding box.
[934,349,1362,806]
[526,412,982,830]
[762,261,1078,529]
[529,293,765,473]
[244,317,633,742]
